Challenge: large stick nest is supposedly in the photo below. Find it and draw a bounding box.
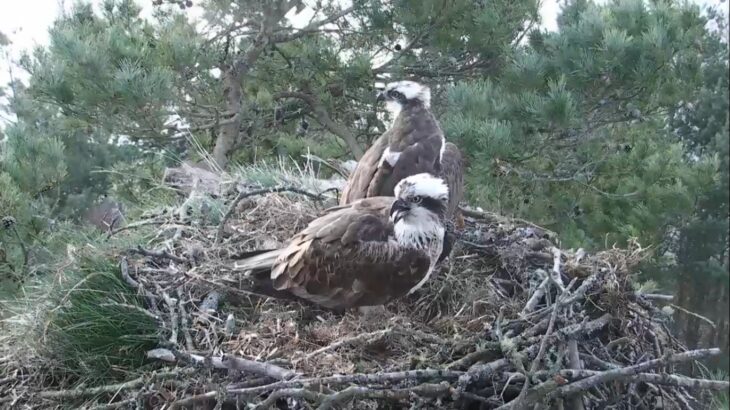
[1,178,727,409]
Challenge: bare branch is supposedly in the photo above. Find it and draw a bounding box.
[553,348,723,398]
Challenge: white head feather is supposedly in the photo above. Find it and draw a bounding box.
[394,173,449,202]
[384,80,431,106]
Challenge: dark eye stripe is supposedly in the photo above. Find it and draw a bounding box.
[389,90,404,99]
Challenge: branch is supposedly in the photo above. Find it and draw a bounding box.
[554,369,730,391]
[173,368,462,408]
[552,348,723,398]
[119,257,159,305]
[273,6,356,43]
[566,340,586,410]
[298,328,392,363]
[316,382,451,410]
[129,245,188,264]
[274,91,364,158]
[147,348,296,381]
[669,303,717,328]
[253,388,325,410]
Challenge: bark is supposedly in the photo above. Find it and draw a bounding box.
[210,3,356,169]
[213,35,269,170]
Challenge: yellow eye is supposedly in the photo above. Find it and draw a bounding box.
[412,195,423,203]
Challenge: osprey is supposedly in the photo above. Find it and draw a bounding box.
[234,173,449,311]
[340,80,464,259]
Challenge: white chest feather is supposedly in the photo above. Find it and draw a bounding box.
[439,135,446,162]
[394,214,445,294]
[379,147,401,167]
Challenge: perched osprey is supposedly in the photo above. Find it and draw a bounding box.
[234,173,449,311]
[340,80,464,259]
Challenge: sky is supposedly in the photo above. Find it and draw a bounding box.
[0,0,727,101]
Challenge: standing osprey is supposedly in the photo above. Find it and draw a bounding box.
[340,80,464,259]
[234,173,449,311]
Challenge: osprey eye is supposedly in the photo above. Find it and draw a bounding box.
[389,90,403,99]
[412,195,423,203]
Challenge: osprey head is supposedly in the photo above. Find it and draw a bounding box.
[390,173,448,224]
[377,81,431,109]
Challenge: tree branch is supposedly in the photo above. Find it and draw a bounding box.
[274,91,363,158]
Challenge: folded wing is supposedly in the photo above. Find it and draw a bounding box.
[270,197,431,310]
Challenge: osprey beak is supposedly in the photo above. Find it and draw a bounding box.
[376,91,386,102]
[390,199,410,223]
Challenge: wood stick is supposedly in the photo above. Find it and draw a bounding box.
[298,328,392,362]
[147,348,296,380]
[553,348,723,398]
[129,245,188,264]
[566,340,586,410]
[316,382,451,410]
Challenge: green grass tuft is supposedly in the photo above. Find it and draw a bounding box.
[708,370,730,410]
[43,255,159,383]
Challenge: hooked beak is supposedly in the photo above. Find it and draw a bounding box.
[390,199,410,223]
[376,91,386,102]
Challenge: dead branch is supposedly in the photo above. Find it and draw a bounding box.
[147,348,296,380]
[316,382,452,410]
[552,348,723,398]
[129,245,188,264]
[298,328,392,363]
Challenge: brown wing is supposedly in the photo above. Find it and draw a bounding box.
[441,142,464,220]
[339,133,390,205]
[340,105,445,204]
[270,197,431,310]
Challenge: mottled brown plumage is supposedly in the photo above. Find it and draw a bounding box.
[234,197,432,310]
[339,82,464,223]
[341,102,447,207]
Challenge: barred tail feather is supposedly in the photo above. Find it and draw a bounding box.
[232,249,302,302]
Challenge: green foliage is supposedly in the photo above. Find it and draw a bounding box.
[42,251,159,382]
[442,0,718,250]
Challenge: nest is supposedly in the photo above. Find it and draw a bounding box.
[1,185,727,409]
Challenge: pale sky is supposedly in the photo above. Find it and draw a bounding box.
[0,0,727,108]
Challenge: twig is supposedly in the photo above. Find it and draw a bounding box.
[176,289,195,351]
[173,369,459,409]
[147,348,296,380]
[298,328,392,362]
[566,340,586,410]
[159,290,179,345]
[39,368,196,399]
[668,303,716,328]
[107,219,167,238]
[215,186,330,244]
[88,397,138,410]
[253,388,325,409]
[316,382,452,410]
[521,274,549,316]
[459,206,556,237]
[119,257,161,322]
[637,293,674,301]
[129,245,188,264]
[446,342,500,370]
[554,369,730,391]
[512,278,577,409]
[552,348,723,398]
